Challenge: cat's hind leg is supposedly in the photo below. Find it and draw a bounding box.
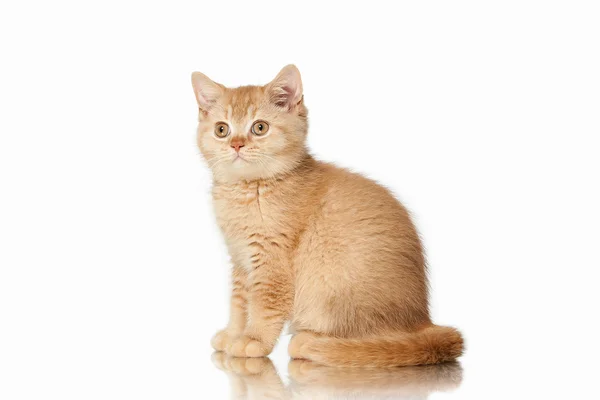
[288,331,321,359]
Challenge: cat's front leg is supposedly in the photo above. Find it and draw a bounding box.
[227,259,293,357]
[211,265,248,352]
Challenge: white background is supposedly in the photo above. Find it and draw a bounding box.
[1,1,599,399]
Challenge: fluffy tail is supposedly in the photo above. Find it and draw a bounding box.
[292,325,464,368]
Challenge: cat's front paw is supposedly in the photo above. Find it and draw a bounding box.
[226,335,272,357]
[211,330,238,352]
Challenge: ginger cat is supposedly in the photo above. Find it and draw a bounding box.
[192,65,463,367]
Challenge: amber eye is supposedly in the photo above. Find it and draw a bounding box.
[251,120,270,136]
[214,122,230,138]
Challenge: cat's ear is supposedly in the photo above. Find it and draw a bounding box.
[191,72,223,111]
[266,65,303,110]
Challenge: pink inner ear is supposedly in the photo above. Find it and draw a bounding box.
[273,85,296,107]
[196,87,218,111]
[197,90,211,107]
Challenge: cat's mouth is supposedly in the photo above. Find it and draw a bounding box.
[232,154,247,163]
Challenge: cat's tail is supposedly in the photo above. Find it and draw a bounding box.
[289,325,464,367]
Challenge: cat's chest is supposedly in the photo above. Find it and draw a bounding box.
[212,182,285,266]
[213,183,267,233]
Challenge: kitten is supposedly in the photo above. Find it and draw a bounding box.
[192,65,463,367]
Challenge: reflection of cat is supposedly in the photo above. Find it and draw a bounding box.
[194,65,463,366]
[212,352,462,400]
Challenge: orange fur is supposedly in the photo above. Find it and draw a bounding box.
[192,65,464,366]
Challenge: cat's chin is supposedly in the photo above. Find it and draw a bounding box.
[215,165,269,184]
[213,154,306,183]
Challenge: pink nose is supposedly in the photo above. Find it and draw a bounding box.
[231,143,244,152]
[230,139,245,152]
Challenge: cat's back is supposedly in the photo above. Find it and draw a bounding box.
[313,161,413,230]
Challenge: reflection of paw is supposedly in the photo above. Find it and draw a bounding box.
[211,351,228,370]
[288,331,317,359]
[288,359,322,383]
[227,335,271,357]
[211,351,276,375]
[211,330,237,352]
[229,357,274,375]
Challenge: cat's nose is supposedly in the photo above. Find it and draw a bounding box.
[230,139,245,152]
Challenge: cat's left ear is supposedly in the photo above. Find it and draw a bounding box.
[191,71,223,112]
[266,65,303,110]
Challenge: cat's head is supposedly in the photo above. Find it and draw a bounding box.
[192,65,308,183]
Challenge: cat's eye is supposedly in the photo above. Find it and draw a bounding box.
[214,122,230,138]
[251,120,270,136]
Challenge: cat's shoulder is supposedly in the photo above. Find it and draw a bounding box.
[313,161,400,208]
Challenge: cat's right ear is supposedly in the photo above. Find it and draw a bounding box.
[191,72,223,112]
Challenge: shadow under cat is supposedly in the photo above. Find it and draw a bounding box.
[212,352,462,399]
